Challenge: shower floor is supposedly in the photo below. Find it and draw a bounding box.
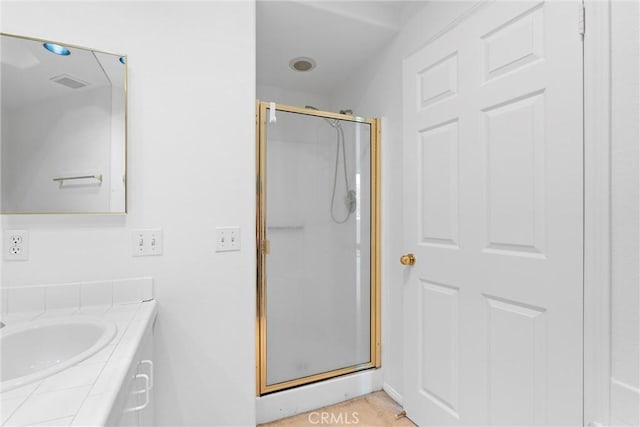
[259,391,416,427]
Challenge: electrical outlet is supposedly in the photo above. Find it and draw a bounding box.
[5,230,29,261]
[132,229,163,257]
[216,227,240,252]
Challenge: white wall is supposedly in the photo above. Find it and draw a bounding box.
[0,1,256,425]
[610,1,639,424]
[257,83,331,111]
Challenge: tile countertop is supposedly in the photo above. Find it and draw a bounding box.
[1,300,158,427]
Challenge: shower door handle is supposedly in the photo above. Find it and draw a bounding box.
[400,253,416,266]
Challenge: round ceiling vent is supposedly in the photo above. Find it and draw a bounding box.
[289,57,316,72]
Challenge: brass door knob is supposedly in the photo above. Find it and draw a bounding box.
[400,253,416,266]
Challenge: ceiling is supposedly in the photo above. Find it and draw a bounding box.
[1,35,124,110]
[256,1,423,94]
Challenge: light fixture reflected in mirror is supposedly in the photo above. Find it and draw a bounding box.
[43,42,70,56]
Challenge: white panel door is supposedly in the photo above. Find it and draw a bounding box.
[402,1,583,425]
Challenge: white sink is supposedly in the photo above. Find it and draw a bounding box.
[0,317,116,392]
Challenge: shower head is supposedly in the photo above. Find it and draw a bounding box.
[305,105,353,116]
[305,105,338,128]
[304,105,353,130]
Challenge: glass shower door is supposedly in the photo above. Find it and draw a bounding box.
[256,102,380,394]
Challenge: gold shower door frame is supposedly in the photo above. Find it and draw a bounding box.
[256,101,381,395]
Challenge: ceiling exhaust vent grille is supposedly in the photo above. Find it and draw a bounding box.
[50,74,89,89]
[289,57,316,72]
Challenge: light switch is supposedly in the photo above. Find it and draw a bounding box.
[216,227,240,252]
[133,231,145,256]
[148,229,163,255]
[132,229,163,256]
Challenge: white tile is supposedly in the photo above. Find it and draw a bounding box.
[108,304,140,313]
[38,308,78,319]
[77,306,110,315]
[112,321,131,342]
[34,363,104,395]
[31,416,74,426]
[113,279,144,305]
[4,386,90,426]
[1,288,8,318]
[131,304,152,323]
[89,359,130,396]
[1,396,26,424]
[0,382,39,401]
[109,330,144,364]
[102,307,137,323]
[7,286,45,316]
[76,344,115,366]
[1,312,44,324]
[80,281,112,309]
[141,277,153,301]
[69,393,112,427]
[45,284,80,311]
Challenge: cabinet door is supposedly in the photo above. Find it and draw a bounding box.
[137,325,155,426]
[116,376,141,427]
[116,321,155,427]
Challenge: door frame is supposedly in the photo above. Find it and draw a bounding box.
[255,101,382,395]
[583,0,613,425]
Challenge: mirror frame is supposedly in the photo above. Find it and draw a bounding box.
[0,32,128,215]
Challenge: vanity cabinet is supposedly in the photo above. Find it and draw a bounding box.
[114,316,155,426]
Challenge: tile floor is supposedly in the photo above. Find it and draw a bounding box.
[260,391,416,427]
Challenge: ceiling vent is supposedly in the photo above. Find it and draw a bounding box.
[50,74,89,89]
[289,57,316,72]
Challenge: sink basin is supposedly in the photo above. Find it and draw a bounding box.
[0,317,116,392]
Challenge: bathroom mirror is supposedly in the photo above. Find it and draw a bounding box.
[0,33,127,214]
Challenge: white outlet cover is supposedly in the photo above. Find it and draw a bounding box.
[5,230,29,261]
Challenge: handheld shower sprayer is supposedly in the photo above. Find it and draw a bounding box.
[305,105,356,224]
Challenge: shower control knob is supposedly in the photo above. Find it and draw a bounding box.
[400,253,416,266]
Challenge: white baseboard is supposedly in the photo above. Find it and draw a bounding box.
[256,369,384,424]
[383,382,403,406]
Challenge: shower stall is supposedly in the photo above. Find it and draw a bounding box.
[256,102,381,394]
